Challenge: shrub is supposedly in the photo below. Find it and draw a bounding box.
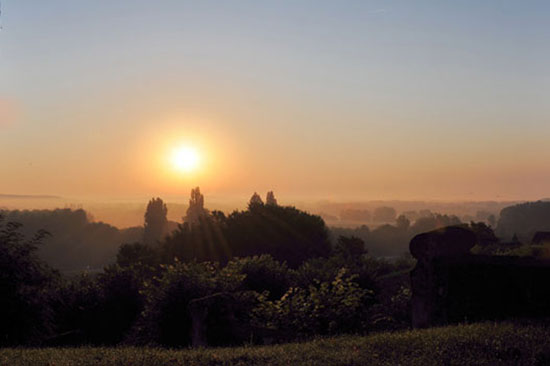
[52,274,104,345]
[52,264,148,345]
[161,204,331,268]
[131,261,262,347]
[117,242,159,267]
[0,218,59,346]
[263,269,374,337]
[225,255,295,300]
[295,255,379,293]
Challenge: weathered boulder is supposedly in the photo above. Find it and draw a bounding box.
[410,226,476,328]
[410,225,550,329]
[410,226,476,262]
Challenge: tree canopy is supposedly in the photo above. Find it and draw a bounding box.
[161,192,331,268]
[143,197,168,245]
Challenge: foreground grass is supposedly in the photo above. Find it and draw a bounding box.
[3,322,550,366]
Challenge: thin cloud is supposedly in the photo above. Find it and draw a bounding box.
[364,8,390,19]
[370,8,388,14]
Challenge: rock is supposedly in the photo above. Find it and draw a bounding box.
[410,226,476,261]
[410,226,476,328]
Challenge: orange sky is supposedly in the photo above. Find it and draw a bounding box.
[1,1,549,202]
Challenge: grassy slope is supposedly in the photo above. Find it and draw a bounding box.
[3,322,550,366]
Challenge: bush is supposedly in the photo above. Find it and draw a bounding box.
[131,261,261,347]
[161,204,331,268]
[0,218,59,346]
[117,242,159,267]
[52,274,104,345]
[52,265,148,345]
[295,255,379,293]
[262,269,374,337]
[225,255,295,300]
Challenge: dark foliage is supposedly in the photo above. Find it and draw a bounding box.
[497,201,550,241]
[143,197,168,245]
[373,207,397,223]
[117,242,159,267]
[334,236,366,260]
[260,269,374,337]
[52,264,148,345]
[224,204,331,268]
[0,216,59,346]
[161,204,331,268]
[332,213,462,257]
[0,209,143,272]
[160,214,228,264]
[340,208,371,222]
[225,255,295,300]
[0,200,414,348]
[130,261,258,347]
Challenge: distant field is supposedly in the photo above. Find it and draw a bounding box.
[3,322,550,366]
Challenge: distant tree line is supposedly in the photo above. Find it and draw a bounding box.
[0,208,143,271]
[332,213,463,257]
[4,193,550,347]
[0,189,414,347]
[496,201,550,242]
[122,188,331,268]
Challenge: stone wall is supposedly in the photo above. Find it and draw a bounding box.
[410,226,550,328]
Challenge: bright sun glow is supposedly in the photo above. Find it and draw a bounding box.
[171,145,200,173]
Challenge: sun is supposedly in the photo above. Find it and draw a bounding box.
[170,145,200,173]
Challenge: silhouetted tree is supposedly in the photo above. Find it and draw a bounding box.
[373,207,397,223]
[409,213,461,236]
[185,187,206,224]
[143,198,168,245]
[475,210,493,223]
[0,208,143,272]
[402,210,420,221]
[161,214,228,264]
[225,204,330,267]
[469,222,499,247]
[487,214,497,228]
[225,255,292,300]
[496,201,550,241]
[161,196,330,268]
[0,217,58,345]
[368,224,408,256]
[117,242,159,267]
[266,191,278,206]
[334,236,366,260]
[248,192,264,209]
[52,264,148,346]
[340,209,371,222]
[396,215,410,231]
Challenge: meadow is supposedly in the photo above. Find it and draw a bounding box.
[3,322,550,366]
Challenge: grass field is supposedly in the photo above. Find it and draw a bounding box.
[2,322,550,366]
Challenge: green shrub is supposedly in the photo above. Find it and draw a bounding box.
[131,261,262,347]
[53,264,148,345]
[0,218,59,346]
[117,243,159,267]
[262,268,374,337]
[296,255,379,293]
[52,274,104,344]
[225,255,295,300]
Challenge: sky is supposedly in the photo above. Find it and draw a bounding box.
[0,1,549,202]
